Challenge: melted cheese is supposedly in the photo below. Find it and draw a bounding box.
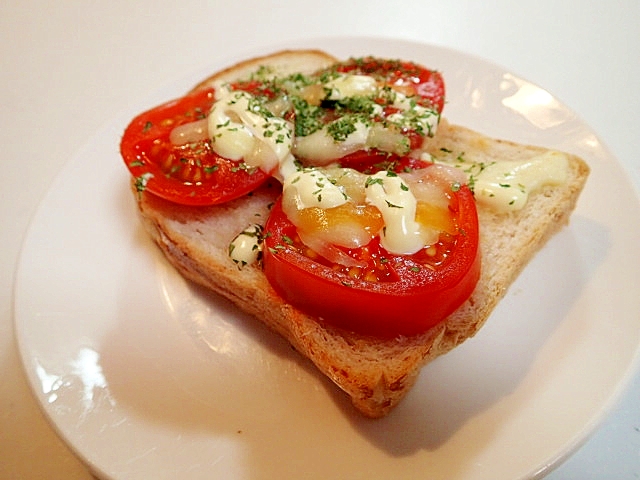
[387,92,439,136]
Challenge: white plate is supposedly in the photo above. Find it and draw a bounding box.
[14,37,640,480]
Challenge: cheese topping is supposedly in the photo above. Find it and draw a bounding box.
[388,90,440,137]
[475,151,568,210]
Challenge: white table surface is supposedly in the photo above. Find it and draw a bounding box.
[1,1,638,478]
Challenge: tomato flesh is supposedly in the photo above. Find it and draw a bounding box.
[338,149,432,174]
[333,57,446,113]
[263,182,480,337]
[120,87,271,206]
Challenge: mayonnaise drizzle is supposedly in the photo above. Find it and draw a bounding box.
[282,167,348,211]
[208,86,293,174]
[432,149,569,211]
[364,171,429,255]
[229,224,263,268]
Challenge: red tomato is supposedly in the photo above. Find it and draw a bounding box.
[120,87,271,206]
[297,57,446,165]
[334,57,446,113]
[262,181,480,337]
[338,149,432,174]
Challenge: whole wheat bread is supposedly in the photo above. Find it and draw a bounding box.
[128,50,590,417]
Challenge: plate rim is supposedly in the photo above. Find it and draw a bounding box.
[13,35,640,480]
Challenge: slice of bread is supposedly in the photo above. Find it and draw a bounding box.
[191,49,338,90]
[129,50,590,418]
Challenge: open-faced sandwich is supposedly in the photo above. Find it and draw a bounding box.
[120,49,589,417]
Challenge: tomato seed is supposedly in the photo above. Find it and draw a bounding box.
[161,153,174,172]
[364,271,378,282]
[348,267,362,278]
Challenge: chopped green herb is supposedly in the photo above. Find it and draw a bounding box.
[134,173,153,193]
[281,235,294,245]
[326,115,361,142]
[365,177,384,187]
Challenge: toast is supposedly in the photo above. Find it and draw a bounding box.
[128,50,590,417]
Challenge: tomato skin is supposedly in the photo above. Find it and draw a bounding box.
[320,57,446,166]
[338,150,432,174]
[334,57,446,113]
[121,57,445,206]
[263,184,480,337]
[120,87,271,206]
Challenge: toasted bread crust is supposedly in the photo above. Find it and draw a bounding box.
[190,49,338,92]
[129,50,590,417]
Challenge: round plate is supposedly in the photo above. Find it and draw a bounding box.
[14,37,640,480]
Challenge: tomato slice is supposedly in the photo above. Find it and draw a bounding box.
[290,57,446,164]
[263,181,480,337]
[333,56,446,114]
[120,87,271,206]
